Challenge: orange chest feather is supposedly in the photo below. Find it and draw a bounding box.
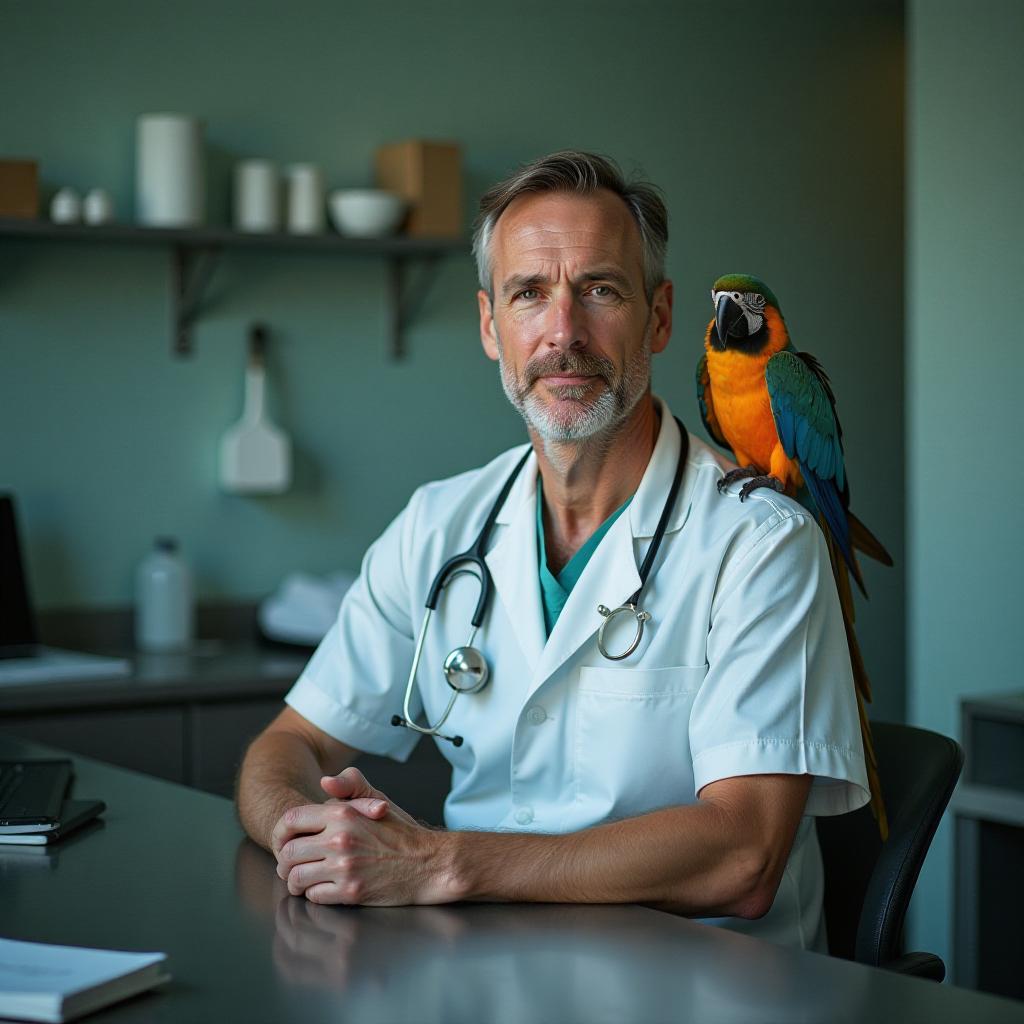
[705,348,781,464]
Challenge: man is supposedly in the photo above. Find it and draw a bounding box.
[237,151,869,950]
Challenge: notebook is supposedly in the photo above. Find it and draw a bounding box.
[0,799,106,846]
[0,759,72,831]
[0,495,130,685]
[0,938,169,1023]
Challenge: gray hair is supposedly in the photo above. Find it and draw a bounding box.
[472,150,669,302]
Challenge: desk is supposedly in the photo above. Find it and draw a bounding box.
[0,643,452,823]
[0,643,308,793]
[1,735,1020,1024]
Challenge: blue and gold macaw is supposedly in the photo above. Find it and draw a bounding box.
[697,273,892,839]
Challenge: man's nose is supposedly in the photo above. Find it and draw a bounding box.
[547,293,588,350]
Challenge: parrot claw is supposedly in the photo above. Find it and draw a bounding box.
[738,475,785,502]
[717,466,761,494]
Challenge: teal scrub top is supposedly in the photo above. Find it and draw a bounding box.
[537,480,632,635]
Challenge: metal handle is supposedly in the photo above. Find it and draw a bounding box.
[596,603,651,661]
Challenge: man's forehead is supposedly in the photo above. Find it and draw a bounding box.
[492,189,643,272]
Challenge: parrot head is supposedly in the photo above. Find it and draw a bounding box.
[708,274,784,354]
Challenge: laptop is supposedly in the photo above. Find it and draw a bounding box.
[0,494,130,685]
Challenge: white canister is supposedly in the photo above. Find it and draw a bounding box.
[285,163,325,234]
[50,187,82,224]
[234,160,280,233]
[135,114,205,227]
[134,537,195,653]
[83,188,115,225]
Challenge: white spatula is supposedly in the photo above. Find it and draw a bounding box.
[219,323,292,494]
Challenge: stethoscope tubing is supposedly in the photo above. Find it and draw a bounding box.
[394,420,688,743]
[424,448,532,625]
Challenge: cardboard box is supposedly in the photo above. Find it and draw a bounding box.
[375,141,462,238]
[0,160,39,219]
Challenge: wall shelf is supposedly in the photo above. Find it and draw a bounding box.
[0,217,467,358]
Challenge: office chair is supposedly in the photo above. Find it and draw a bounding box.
[815,721,963,981]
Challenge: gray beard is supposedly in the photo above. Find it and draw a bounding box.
[496,317,653,449]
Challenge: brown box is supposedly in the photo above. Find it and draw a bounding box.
[375,140,462,238]
[0,159,39,219]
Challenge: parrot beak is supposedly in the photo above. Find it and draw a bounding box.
[714,294,746,350]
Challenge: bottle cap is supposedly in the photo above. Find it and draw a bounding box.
[155,537,179,553]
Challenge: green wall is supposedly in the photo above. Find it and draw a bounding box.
[906,0,1024,973]
[1,0,905,719]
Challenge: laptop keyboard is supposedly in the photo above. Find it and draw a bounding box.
[0,761,72,822]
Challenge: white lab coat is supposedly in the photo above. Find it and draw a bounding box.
[287,398,869,950]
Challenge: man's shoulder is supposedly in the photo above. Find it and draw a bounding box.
[683,432,817,543]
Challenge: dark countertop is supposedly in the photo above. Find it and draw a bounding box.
[2,603,311,712]
[1,734,1022,1024]
[0,641,311,713]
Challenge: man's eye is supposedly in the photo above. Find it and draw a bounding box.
[515,289,539,301]
[589,285,616,298]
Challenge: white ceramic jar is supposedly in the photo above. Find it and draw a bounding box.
[83,188,115,225]
[285,163,325,234]
[135,114,206,227]
[50,187,82,224]
[234,160,280,233]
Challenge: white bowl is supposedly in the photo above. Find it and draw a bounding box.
[328,189,406,238]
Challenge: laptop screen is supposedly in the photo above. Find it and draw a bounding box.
[0,495,39,648]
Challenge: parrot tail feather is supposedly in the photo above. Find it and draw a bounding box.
[822,519,889,841]
[848,511,893,568]
[857,686,889,843]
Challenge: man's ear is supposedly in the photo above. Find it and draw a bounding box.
[479,290,499,362]
[649,280,673,355]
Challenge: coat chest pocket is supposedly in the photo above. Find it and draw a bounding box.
[574,665,708,820]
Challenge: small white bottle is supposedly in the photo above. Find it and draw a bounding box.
[134,537,195,652]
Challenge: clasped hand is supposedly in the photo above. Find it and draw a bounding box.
[272,767,452,906]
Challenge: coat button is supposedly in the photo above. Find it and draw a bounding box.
[514,807,534,825]
[526,706,547,725]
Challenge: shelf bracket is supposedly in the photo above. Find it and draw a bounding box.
[386,254,444,360]
[171,244,222,356]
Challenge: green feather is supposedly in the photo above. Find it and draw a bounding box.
[711,273,781,313]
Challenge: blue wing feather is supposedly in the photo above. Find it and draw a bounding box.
[766,350,854,571]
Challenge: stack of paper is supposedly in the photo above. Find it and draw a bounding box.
[0,938,169,1023]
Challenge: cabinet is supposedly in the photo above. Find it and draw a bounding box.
[1,706,187,784]
[953,693,1024,1000]
[0,217,466,358]
[0,647,452,824]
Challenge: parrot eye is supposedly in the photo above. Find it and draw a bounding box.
[732,292,741,301]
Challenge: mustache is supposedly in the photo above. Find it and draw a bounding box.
[525,352,615,387]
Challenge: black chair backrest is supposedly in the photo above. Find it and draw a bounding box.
[815,721,963,965]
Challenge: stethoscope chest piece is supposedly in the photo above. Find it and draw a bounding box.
[596,603,651,661]
[443,646,489,693]
[592,416,689,664]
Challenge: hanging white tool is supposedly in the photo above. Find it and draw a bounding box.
[219,323,292,494]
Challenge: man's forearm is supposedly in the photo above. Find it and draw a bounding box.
[237,731,335,851]
[443,800,776,919]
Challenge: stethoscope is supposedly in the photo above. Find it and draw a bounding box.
[391,419,689,746]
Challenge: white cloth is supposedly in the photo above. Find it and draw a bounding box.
[286,398,869,950]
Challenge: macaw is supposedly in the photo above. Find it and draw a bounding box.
[696,273,892,840]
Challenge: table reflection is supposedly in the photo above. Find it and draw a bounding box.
[234,838,866,1024]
